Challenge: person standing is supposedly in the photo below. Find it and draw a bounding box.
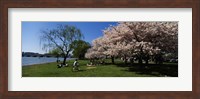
[73,59,79,71]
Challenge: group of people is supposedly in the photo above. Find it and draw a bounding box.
[87,58,105,66]
[57,59,80,71]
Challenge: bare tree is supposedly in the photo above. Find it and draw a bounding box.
[40,24,83,65]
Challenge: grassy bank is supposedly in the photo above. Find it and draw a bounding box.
[22,59,178,77]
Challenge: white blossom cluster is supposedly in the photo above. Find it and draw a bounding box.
[85,22,178,59]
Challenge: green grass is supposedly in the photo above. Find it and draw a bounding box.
[22,59,178,77]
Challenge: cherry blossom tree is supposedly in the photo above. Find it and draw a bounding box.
[123,22,178,53]
[85,37,106,65]
[85,22,178,65]
[120,22,178,64]
[102,23,133,64]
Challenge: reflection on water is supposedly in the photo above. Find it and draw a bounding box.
[22,57,70,66]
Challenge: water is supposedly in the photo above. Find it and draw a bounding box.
[22,57,74,66]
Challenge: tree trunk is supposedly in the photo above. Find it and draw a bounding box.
[56,55,59,61]
[145,55,149,64]
[124,55,127,65]
[111,56,115,64]
[138,57,143,64]
[63,55,67,65]
[138,47,143,64]
[62,51,70,65]
[145,59,149,64]
[130,56,134,65]
[78,54,81,60]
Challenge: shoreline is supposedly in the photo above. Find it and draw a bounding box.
[22,62,57,67]
[22,57,77,66]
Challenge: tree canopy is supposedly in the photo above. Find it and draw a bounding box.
[71,40,91,59]
[40,24,84,64]
[85,22,178,64]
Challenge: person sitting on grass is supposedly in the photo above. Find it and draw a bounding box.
[57,63,62,68]
[57,61,68,68]
[62,63,68,67]
[73,59,79,71]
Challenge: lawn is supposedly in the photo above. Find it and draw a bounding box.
[22,59,178,77]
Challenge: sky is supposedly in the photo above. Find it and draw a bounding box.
[22,22,117,54]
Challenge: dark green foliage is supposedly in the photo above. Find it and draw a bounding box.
[48,48,62,58]
[71,40,91,59]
